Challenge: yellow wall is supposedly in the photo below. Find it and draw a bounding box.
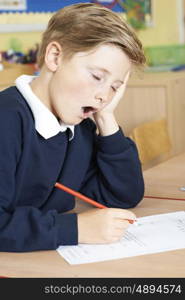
[0,0,182,52]
[1,31,42,52]
[138,0,181,46]
[0,13,51,52]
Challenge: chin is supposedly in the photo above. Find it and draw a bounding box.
[62,117,83,126]
[73,119,84,125]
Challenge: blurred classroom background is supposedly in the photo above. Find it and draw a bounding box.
[1,0,185,170]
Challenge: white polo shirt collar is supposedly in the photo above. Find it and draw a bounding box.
[15,75,74,140]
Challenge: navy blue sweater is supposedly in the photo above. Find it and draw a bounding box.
[0,87,144,252]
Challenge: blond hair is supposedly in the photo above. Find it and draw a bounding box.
[37,3,146,68]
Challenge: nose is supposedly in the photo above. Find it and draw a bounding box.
[95,87,111,104]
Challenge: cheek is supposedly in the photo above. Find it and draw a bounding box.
[51,69,93,106]
[68,78,92,101]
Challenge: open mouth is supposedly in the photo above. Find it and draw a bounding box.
[81,106,97,117]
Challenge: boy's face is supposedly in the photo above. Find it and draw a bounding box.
[47,43,131,125]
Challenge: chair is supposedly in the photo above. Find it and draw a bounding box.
[129,118,172,167]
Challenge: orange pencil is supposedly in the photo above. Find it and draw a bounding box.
[55,182,135,224]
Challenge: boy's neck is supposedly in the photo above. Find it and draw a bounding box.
[30,70,55,116]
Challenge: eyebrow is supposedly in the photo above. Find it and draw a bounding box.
[91,66,124,84]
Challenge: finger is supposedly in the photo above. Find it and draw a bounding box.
[113,216,133,225]
[116,219,134,226]
[111,227,128,240]
[124,70,130,84]
[110,208,136,220]
[116,218,136,225]
[114,223,130,231]
[115,72,130,97]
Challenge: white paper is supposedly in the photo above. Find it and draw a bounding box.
[57,211,185,265]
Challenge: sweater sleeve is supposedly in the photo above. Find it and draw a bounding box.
[0,109,77,252]
[80,125,144,209]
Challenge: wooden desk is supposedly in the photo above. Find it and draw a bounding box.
[143,152,185,200]
[0,197,184,278]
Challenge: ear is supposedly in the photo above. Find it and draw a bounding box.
[44,41,62,72]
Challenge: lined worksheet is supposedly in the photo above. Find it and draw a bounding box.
[57,211,185,265]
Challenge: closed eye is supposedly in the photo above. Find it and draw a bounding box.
[92,74,101,81]
[112,83,122,92]
[111,86,117,92]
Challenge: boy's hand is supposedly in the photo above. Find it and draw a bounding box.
[77,208,136,244]
[93,71,130,136]
[94,71,130,117]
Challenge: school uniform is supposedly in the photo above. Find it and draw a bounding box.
[0,75,144,252]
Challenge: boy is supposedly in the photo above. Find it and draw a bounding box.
[0,3,145,252]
